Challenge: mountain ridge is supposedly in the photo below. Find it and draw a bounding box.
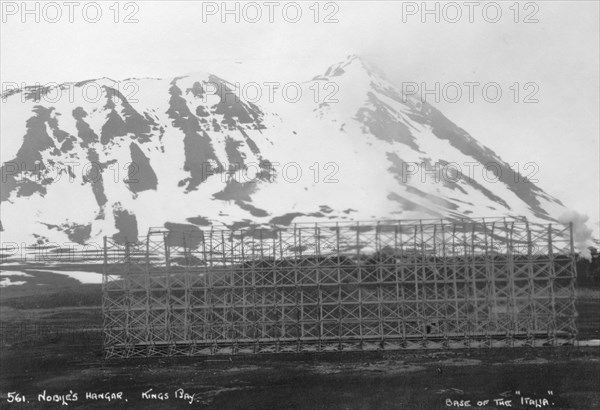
[0,55,569,246]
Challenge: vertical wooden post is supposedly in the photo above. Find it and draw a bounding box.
[102,236,108,352]
[548,224,557,344]
[145,233,151,344]
[470,223,479,336]
[569,222,575,255]
[336,223,342,349]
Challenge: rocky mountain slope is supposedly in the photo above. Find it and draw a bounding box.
[0,55,568,246]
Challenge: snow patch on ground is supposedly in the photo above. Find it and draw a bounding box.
[578,339,600,347]
[0,271,34,277]
[0,278,27,287]
[25,269,103,284]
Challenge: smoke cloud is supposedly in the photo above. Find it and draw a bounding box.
[558,210,595,260]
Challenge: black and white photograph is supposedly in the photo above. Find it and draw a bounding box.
[0,1,599,408]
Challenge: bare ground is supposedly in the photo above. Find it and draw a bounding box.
[0,272,598,409]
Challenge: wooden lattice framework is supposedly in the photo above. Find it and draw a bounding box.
[102,218,577,358]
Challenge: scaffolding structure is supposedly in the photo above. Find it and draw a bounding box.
[102,218,577,358]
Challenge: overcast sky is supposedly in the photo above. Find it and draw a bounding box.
[1,0,599,232]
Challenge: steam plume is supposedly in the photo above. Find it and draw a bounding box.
[558,210,594,259]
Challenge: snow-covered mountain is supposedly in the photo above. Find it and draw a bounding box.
[0,55,568,246]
